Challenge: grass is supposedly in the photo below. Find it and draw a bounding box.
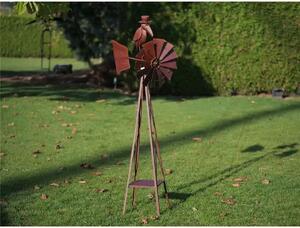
[0,57,89,75]
[0,82,300,225]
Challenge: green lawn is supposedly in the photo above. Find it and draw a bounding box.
[1,82,300,225]
[0,57,88,75]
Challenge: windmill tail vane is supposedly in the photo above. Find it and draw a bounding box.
[111,15,177,217]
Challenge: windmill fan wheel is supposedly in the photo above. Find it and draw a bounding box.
[136,38,177,85]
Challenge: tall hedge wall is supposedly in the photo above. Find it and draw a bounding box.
[0,16,73,58]
[151,3,300,95]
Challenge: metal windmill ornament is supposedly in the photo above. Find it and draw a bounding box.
[111,15,177,217]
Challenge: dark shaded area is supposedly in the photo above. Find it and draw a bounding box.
[274,149,298,158]
[274,143,298,150]
[0,71,42,77]
[174,142,298,205]
[1,100,299,199]
[167,192,192,202]
[241,144,264,153]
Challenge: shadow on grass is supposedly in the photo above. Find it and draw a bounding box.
[169,143,298,210]
[241,144,264,153]
[1,101,299,201]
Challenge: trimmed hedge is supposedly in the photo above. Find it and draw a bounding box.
[152,3,300,95]
[0,16,73,58]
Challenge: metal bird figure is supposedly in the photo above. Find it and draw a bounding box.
[133,15,153,48]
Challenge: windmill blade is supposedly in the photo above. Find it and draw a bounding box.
[160,60,177,70]
[111,40,130,75]
[161,50,177,63]
[152,38,166,58]
[142,41,155,61]
[159,67,173,80]
[159,43,174,61]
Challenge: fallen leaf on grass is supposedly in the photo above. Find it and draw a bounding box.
[70,111,77,115]
[95,188,108,193]
[232,183,241,188]
[233,176,248,182]
[79,180,87,184]
[61,123,71,127]
[261,178,270,185]
[72,127,77,135]
[147,192,154,200]
[2,105,9,109]
[221,197,236,205]
[192,137,202,142]
[165,169,173,175]
[91,171,102,176]
[50,183,60,187]
[0,152,6,158]
[141,218,148,225]
[40,194,48,200]
[8,122,14,127]
[80,163,94,169]
[213,192,223,196]
[192,207,198,211]
[149,215,159,221]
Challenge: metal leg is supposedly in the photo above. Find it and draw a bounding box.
[145,85,160,216]
[146,87,171,208]
[123,77,144,215]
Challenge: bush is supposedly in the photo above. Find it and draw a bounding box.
[154,3,300,95]
[0,15,73,58]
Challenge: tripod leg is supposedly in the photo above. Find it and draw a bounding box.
[146,87,171,208]
[145,85,160,216]
[132,90,143,208]
[123,78,144,215]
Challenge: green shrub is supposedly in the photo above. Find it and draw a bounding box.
[153,3,300,95]
[0,15,73,58]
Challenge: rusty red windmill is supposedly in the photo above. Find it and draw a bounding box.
[111,16,177,217]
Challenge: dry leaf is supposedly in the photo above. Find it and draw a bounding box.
[91,171,102,176]
[2,105,9,109]
[50,183,60,187]
[221,197,236,205]
[70,111,77,115]
[0,152,6,158]
[79,180,86,184]
[165,168,173,175]
[147,192,154,199]
[233,176,247,182]
[62,123,70,127]
[8,122,14,127]
[72,128,77,135]
[40,193,48,200]
[214,192,223,196]
[192,137,202,142]
[80,163,94,169]
[34,185,40,190]
[95,188,108,193]
[141,218,148,225]
[52,110,59,114]
[64,179,70,184]
[261,178,270,185]
[232,183,241,188]
[149,215,159,221]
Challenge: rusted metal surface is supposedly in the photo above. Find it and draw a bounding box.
[112,15,176,217]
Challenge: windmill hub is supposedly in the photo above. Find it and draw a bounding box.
[151,58,160,68]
